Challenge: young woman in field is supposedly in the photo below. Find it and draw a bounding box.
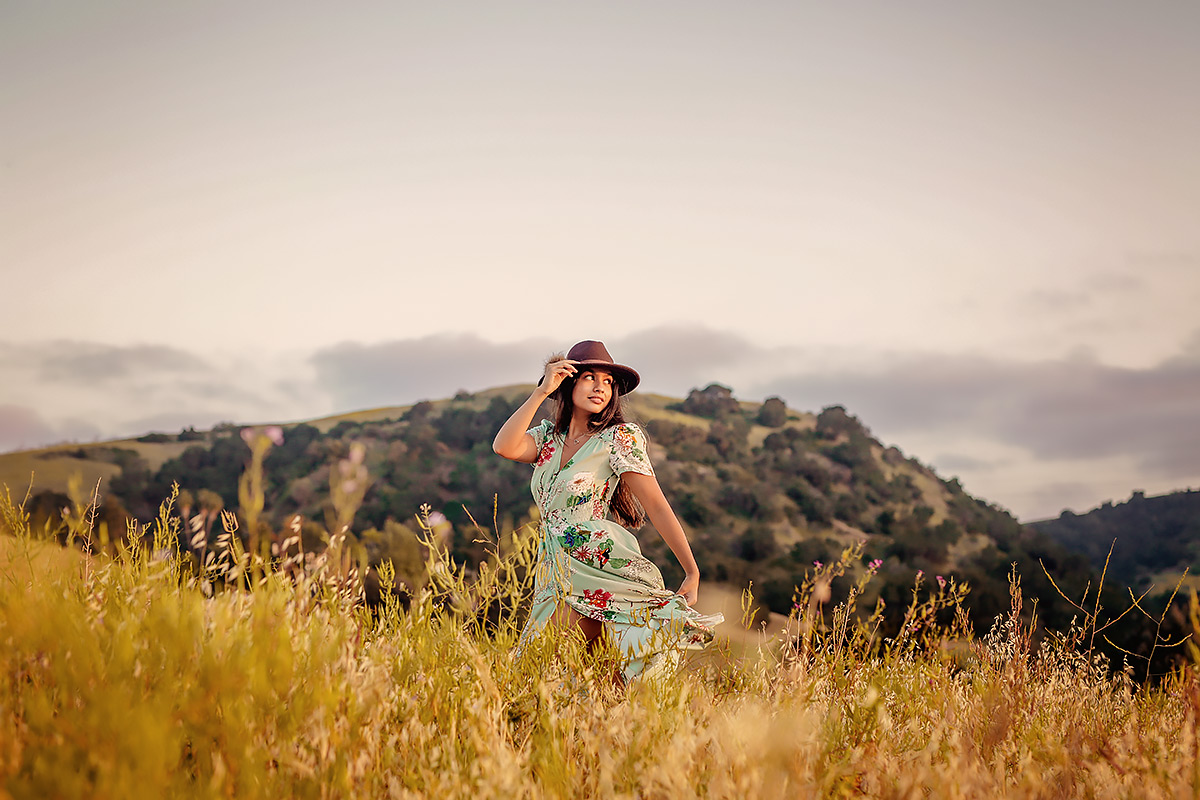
[493,340,723,683]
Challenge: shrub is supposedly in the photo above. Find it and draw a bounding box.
[736,525,779,561]
[815,405,866,439]
[674,383,741,418]
[756,397,788,427]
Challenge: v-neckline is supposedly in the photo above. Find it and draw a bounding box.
[556,429,597,473]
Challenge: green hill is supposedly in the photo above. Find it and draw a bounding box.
[3,383,1117,639]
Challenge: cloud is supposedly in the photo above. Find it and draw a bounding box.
[0,340,327,451]
[0,405,58,452]
[1020,270,1145,314]
[609,327,810,400]
[0,404,101,452]
[929,452,1001,473]
[306,327,793,411]
[1176,329,1200,362]
[34,342,210,384]
[761,344,1200,484]
[1084,272,1143,294]
[613,326,787,396]
[1011,481,1103,523]
[310,334,558,411]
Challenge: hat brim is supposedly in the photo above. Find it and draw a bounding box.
[572,360,640,393]
[537,361,640,393]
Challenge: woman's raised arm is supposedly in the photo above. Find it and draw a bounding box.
[492,357,577,461]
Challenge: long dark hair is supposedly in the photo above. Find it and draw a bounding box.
[548,362,646,528]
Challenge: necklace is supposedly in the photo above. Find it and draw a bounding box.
[567,429,593,446]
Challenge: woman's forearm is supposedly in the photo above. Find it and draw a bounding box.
[492,389,551,461]
[626,474,699,576]
[650,504,700,576]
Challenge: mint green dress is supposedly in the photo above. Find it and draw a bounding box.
[515,420,723,682]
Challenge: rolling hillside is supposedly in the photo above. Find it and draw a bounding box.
[3,383,1125,645]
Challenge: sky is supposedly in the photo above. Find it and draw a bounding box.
[1,1,1198,520]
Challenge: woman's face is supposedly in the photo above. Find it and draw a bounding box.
[571,368,614,414]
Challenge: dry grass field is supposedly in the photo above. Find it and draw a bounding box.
[2,468,1198,799]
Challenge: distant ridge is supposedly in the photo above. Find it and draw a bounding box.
[1029,488,1200,590]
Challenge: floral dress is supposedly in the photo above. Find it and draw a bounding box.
[515,420,724,682]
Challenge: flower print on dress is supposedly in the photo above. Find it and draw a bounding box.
[582,588,614,609]
[563,472,596,510]
[566,473,594,492]
[592,478,610,519]
[562,534,633,571]
[526,418,562,471]
[557,525,589,550]
[609,423,654,477]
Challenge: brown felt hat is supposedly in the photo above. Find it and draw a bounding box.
[540,340,641,394]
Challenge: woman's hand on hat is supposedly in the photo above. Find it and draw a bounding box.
[539,358,578,397]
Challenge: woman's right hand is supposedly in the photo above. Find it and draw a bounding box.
[540,358,578,396]
[678,572,700,606]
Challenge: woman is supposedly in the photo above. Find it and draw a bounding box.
[493,340,723,683]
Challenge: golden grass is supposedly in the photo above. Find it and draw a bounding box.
[0,526,79,574]
[0,455,121,499]
[2,466,1197,799]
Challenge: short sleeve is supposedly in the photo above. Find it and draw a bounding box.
[527,419,552,451]
[609,423,654,477]
[526,419,555,466]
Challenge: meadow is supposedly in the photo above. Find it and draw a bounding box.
[1,451,1198,799]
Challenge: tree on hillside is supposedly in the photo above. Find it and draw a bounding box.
[676,384,741,418]
[756,397,788,427]
[816,405,867,439]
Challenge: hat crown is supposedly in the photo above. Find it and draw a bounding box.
[567,340,614,363]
